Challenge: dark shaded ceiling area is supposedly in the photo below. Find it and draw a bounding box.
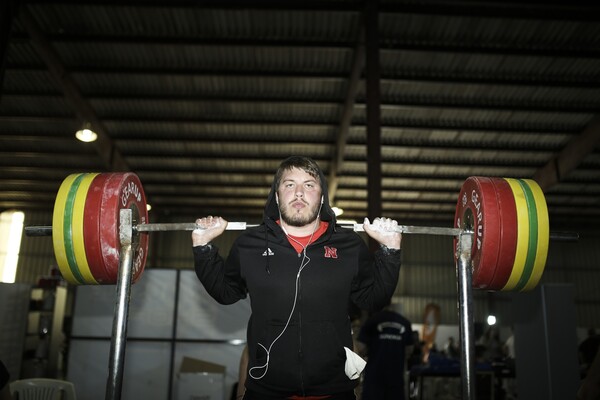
[1,1,600,235]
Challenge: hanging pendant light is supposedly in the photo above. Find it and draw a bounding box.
[75,122,98,142]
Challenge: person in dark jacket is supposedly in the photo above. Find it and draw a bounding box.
[192,156,402,400]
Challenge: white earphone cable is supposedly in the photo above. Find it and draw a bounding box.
[249,205,321,380]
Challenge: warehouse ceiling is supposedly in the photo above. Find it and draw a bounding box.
[1,1,600,234]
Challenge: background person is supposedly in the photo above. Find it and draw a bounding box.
[356,302,414,400]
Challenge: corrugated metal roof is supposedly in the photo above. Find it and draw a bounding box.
[1,0,599,231]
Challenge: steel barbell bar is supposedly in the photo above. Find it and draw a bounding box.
[25,222,579,239]
[26,222,463,235]
[135,222,465,235]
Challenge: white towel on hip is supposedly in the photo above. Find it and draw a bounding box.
[343,346,366,380]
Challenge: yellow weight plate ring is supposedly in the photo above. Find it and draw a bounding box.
[62,174,89,284]
[521,179,550,291]
[52,174,83,284]
[71,173,100,284]
[502,178,530,291]
[513,179,539,292]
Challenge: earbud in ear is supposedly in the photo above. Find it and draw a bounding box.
[321,195,324,205]
[276,194,279,205]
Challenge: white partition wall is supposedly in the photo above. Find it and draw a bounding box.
[175,270,250,398]
[67,269,250,400]
[0,283,30,380]
[71,269,177,338]
[177,270,250,340]
[68,340,172,400]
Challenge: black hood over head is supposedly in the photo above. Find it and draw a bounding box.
[263,156,337,225]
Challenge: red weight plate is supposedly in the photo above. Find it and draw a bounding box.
[454,177,502,289]
[486,178,518,290]
[83,173,114,284]
[99,173,149,284]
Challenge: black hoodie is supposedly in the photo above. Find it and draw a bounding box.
[193,165,401,397]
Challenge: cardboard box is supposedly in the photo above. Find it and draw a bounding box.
[177,357,226,400]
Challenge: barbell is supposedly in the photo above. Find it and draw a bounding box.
[25,172,575,291]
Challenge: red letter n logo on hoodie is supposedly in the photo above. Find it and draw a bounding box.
[324,246,338,259]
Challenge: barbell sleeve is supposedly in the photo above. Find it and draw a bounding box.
[549,231,579,242]
[24,226,54,236]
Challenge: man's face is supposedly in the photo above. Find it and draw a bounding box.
[277,167,322,227]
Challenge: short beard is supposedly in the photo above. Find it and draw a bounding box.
[280,203,320,227]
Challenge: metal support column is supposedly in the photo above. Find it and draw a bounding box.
[457,231,475,400]
[105,209,134,400]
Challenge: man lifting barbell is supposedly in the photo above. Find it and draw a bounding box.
[27,153,578,400]
[192,155,402,400]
